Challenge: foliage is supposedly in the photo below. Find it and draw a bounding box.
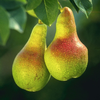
[0,1,100,100]
[0,0,93,46]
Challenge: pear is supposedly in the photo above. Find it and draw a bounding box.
[44,7,88,81]
[12,23,50,92]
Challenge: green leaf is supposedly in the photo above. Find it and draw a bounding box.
[74,0,93,18]
[0,6,10,46]
[69,0,79,12]
[81,0,93,16]
[34,0,59,26]
[26,9,37,18]
[0,0,26,10]
[26,0,42,10]
[9,6,27,33]
[58,1,62,10]
[15,0,27,3]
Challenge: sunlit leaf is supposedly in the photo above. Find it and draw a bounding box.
[74,0,93,18]
[9,6,27,33]
[26,9,37,18]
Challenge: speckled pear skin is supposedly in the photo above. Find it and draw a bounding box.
[44,7,88,81]
[12,23,50,92]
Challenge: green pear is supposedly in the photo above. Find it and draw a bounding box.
[44,7,88,81]
[12,23,50,92]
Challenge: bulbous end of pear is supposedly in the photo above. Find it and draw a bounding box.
[44,39,88,81]
[44,7,88,81]
[12,55,50,92]
[12,23,50,92]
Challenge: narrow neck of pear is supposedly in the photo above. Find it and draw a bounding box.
[26,24,47,50]
[29,33,46,48]
[55,22,77,39]
[54,7,77,39]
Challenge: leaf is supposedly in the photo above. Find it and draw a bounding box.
[15,0,27,3]
[74,0,93,18]
[80,0,93,16]
[0,0,26,10]
[34,0,59,26]
[9,6,27,33]
[69,0,79,12]
[26,0,42,10]
[26,9,37,18]
[0,6,10,46]
[58,1,62,10]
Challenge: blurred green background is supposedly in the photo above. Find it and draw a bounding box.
[0,0,100,100]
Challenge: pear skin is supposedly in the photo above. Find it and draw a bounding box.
[12,23,50,92]
[44,7,88,81]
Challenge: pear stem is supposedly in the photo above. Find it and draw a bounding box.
[38,19,43,24]
[60,8,64,13]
